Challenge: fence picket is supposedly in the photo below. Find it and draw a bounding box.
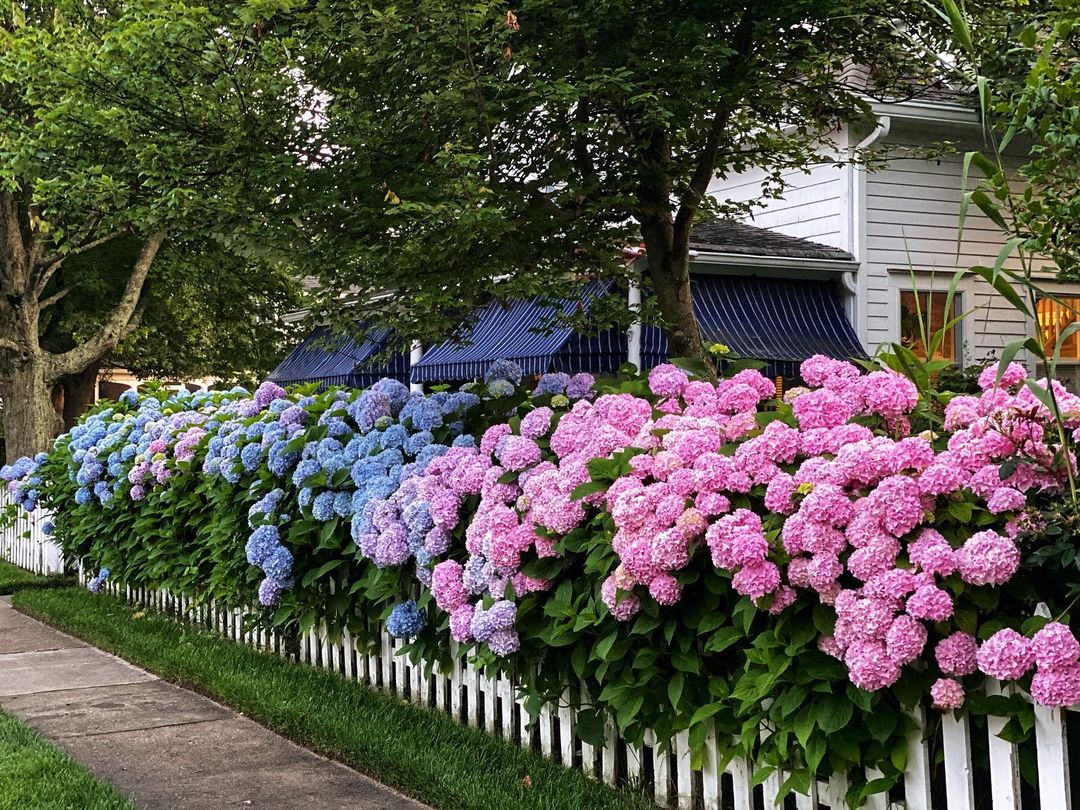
[987,680,1022,810]
[1035,703,1072,810]
[942,710,976,809]
[673,729,692,808]
[903,705,932,810]
[701,722,721,809]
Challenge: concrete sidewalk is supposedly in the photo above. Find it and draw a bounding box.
[0,596,427,809]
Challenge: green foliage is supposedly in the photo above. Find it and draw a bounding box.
[40,238,303,385]
[288,0,951,356]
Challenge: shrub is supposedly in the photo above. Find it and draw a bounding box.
[6,358,1079,804]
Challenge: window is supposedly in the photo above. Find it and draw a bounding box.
[899,290,959,361]
[1037,297,1080,361]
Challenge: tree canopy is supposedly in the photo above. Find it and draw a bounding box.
[291,1,951,366]
[0,1,310,458]
[42,239,302,387]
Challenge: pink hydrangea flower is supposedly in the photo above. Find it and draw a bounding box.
[930,678,965,710]
[905,584,953,622]
[885,614,927,665]
[648,574,681,606]
[977,628,1035,680]
[845,640,901,690]
[1032,622,1080,670]
[956,530,1020,587]
[935,632,978,676]
[907,529,957,576]
[732,560,781,599]
[519,407,554,439]
[800,355,860,390]
[977,362,1027,391]
[648,364,690,398]
[1031,663,1080,707]
[601,575,641,621]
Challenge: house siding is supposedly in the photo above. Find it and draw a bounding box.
[708,136,849,251]
[862,131,1038,364]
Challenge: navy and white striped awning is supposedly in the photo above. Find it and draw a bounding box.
[268,325,410,389]
[642,275,866,379]
[410,288,626,383]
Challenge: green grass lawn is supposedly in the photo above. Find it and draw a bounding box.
[0,559,73,595]
[0,709,134,810]
[13,588,653,810]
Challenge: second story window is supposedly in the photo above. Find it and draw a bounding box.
[899,290,959,362]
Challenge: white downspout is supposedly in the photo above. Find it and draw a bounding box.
[847,115,891,342]
[627,280,642,371]
[409,341,424,393]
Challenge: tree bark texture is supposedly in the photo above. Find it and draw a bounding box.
[0,191,163,462]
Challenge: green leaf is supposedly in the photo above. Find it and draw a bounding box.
[816,694,853,734]
[705,626,742,653]
[668,672,685,709]
[575,708,606,748]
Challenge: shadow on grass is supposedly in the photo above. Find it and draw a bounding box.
[0,559,73,596]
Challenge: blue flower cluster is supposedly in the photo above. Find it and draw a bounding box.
[6,373,495,628]
[386,599,426,638]
[1,453,46,511]
[88,567,110,593]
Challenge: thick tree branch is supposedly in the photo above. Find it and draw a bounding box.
[0,191,29,294]
[44,232,163,383]
[671,10,757,247]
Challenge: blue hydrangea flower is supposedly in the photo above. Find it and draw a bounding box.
[311,491,336,521]
[534,372,570,396]
[487,379,515,398]
[262,546,293,581]
[386,600,425,638]
[484,359,524,386]
[246,525,281,566]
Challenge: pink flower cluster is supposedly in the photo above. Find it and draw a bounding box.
[972,622,1080,707]
[572,357,1073,707]
[419,355,1079,709]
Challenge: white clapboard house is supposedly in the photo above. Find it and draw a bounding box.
[709,90,1080,386]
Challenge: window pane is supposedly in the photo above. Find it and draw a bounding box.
[899,291,955,361]
[1037,298,1080,361]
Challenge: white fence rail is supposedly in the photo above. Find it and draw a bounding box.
[0,492,62,576]
[0,501,1070,809]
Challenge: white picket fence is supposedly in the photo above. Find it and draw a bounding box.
[0,492,62,575]
[0,502,1072,809]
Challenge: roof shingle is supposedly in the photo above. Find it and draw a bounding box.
[689,219,854,261]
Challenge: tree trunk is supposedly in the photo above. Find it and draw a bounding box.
[61,362,99,429]
[646,245,708,365]
[1,359,62,462]
[635,127,713,376]
[638,210,712,374]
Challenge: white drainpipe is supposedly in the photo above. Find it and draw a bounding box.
[627,279,642,371]
[847,115,891,339]
[409,341,424,393]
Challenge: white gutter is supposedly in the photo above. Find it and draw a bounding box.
[867,99,979,128]
[688,249,857,274]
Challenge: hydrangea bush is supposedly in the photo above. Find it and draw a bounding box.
[7,357,1080,805]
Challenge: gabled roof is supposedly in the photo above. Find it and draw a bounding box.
[689,219,854,262]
